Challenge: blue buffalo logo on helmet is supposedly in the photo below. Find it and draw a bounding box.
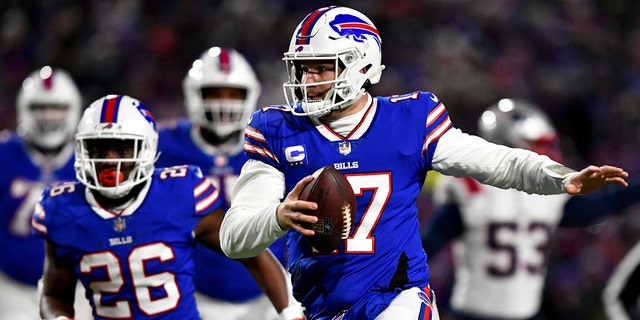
[136,105,157,131]
[295,6,381,49]
[328,14,381,48]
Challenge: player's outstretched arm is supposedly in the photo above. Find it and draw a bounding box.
[561,173,640,227]
[564,165,628,195]
[40,241,78,319]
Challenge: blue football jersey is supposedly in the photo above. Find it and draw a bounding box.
[244,92,452,319]
[32,165,221,320]
[157,119,287,301]
[0,132,76,285]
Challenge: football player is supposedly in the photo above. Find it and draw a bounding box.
[218,6,628,320]
[156,47,302,319]
[421,98,640,320]
[32,95,294,320]
[0,66,92,319]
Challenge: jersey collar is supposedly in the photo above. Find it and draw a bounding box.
[314,94,377,141]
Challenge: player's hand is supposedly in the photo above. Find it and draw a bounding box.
[564,165,629,195]
[276,175,318,236]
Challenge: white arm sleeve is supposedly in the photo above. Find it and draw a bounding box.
[432,128,577,195]
[220,159,288,259]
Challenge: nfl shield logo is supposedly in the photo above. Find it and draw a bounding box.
[338,141,351,155]
[312,217,334,235]
[113,217,126,232]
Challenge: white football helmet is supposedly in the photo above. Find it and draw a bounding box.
[283,6,385,118]
[16,66,82,150]
[74,95,158,199]
[183,47,261,137]
[479,98,561,160]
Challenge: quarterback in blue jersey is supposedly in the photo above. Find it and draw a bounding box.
[32,95,293,320]
[157,47,302,320]
[219,6,629,320]
[0,67,92,319]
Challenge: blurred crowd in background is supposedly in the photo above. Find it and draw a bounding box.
[1,0,639,319]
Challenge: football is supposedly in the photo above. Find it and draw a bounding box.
[299,166,357,252]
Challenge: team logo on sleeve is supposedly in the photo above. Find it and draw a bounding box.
[285,145,308,166]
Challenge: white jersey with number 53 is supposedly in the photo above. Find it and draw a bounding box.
[432,175,568,318]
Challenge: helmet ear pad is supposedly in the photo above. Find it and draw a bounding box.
[334,60,353,103]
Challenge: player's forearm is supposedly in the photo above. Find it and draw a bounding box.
[40,242,77,319]
[40,295,74,319]
[221,202,285,258]
[220,160,287,258]
[241,250,290,313]
[432,128,570,194]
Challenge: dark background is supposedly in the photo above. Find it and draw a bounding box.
[2,1,640,318]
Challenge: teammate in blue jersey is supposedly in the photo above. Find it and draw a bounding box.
[421,99,640,320]
[32,94,294,320]
[219,6,629,320]
[157,47,302,320]
[0,66,92,319]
